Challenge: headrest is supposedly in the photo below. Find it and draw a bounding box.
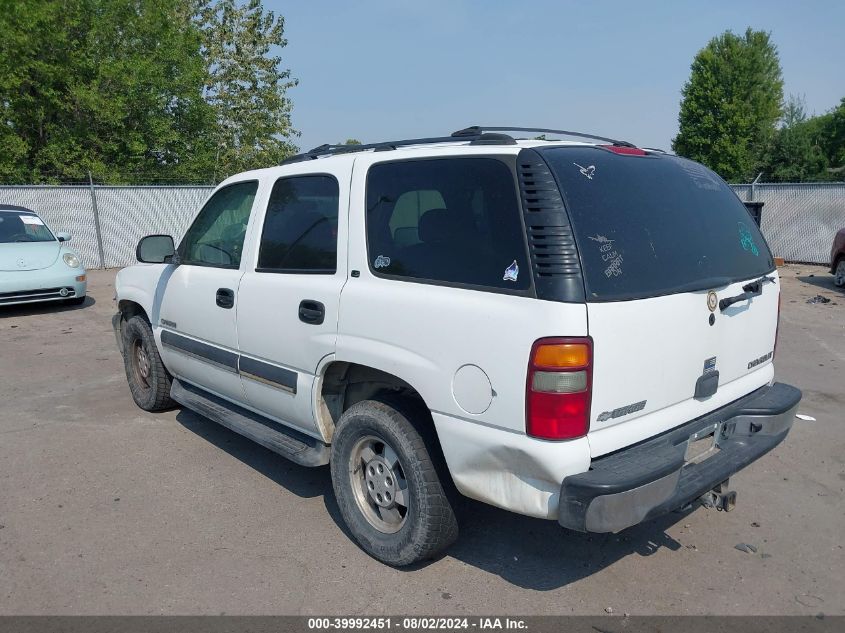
[418,208,468,243]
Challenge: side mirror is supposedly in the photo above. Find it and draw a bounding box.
[56,232,72,242]
[136,234,176,264]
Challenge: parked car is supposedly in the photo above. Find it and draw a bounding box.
[831,227,845,287]
[0,205,87,307]
[112,126,801,566]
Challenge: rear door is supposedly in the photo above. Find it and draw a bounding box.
[235,164,350,440]
[540,147,779,456]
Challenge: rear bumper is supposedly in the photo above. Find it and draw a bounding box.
[559,382,801,533]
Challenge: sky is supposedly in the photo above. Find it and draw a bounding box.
[268,1,845,153]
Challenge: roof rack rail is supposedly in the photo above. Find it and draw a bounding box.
[280,131,513,165]
[453,126,636,148]
[279,125,637,165]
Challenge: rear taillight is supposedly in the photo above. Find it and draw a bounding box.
[526,337,592,440]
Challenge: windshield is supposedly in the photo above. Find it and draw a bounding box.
[540,147,775,301]
[0,210,56,244]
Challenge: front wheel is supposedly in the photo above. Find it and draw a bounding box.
[835,260,845,287]
[121,315,175,411]
[330,399,458,566]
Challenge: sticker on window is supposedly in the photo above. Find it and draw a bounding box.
[374,254,391,269]
[738,222,759,256]
[573,163,596,180]
[20,215,44,225]
[502,260,519,282]
[589,234,624,277]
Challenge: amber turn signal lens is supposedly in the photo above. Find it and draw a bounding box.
[532,343,590,368]
[75,274,87,282]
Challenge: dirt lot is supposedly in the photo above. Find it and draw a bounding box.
[0,265,843,615]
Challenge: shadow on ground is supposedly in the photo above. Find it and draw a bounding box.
[177,408,690,591]
[797,274,845,296]
[0,295,96,318]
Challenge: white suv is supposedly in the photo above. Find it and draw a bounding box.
[113,126,801,566]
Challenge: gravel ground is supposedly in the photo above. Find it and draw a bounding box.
[0,265,843,615]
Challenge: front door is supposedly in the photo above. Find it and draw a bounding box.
[156,180,259,404]
[236,167,349,440]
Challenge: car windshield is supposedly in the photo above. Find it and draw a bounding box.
[0,210,56,244]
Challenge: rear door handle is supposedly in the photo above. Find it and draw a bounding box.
[298,300,325,325]
[216,288,235,309]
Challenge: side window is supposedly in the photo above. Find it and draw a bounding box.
[257,175,340,273]
[180,181,258,268]
[366,158,530,290]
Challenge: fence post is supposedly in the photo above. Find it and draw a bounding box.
[87,171,106,269]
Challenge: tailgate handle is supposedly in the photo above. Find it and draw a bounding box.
[719,275,775,311]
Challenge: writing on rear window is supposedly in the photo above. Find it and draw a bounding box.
[589,234,624,278]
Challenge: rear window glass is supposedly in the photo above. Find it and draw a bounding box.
[540,147,774,301]
[366,158,530,291]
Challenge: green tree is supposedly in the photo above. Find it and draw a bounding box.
[0,0,216,184]
[196,0,298,179]
[673,28,784,182]
[821,97,845,172]
[341,138,362,145]
[763,96,829,182]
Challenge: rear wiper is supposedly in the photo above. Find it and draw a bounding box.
[719,275,776,311]
[670,276,734,294]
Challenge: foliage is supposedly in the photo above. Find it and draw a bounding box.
[195,0,298,179]
[0,0,216,184]
[761,96,828,182]
[760,95,845,182]
[673,28,784,182]
[0,0,298,184]
[341,139,362,145]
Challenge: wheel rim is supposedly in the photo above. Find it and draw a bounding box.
[132,339,151,389]
[349,434,409,534]
[836,262,845,286]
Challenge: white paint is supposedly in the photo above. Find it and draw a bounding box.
[586,274,780,457]
[113,138,787,521]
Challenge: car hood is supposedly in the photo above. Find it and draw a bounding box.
[0,241,61,271]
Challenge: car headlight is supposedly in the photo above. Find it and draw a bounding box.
[63,253,80,268]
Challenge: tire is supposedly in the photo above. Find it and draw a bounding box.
[121,315,175,411]
[835,259,845,287]
[330,399,458,566]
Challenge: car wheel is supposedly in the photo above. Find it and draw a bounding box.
[330,399,458,566]
[835,260,845,287]
[121,315,175,411]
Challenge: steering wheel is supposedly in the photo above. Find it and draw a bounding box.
[10,233,35,242]
[196,242,233,265]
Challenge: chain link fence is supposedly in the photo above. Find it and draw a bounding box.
[0,182,843,268]
[731,183,845,265]
[0,185,212,268]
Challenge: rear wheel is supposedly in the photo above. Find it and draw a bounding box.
[121,315,174,411]
[835,259,845,287]
[330,399,458,566]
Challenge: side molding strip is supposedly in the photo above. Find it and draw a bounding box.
[239,356,298,394]
[160,330,298,394]
[160,330,239,373]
